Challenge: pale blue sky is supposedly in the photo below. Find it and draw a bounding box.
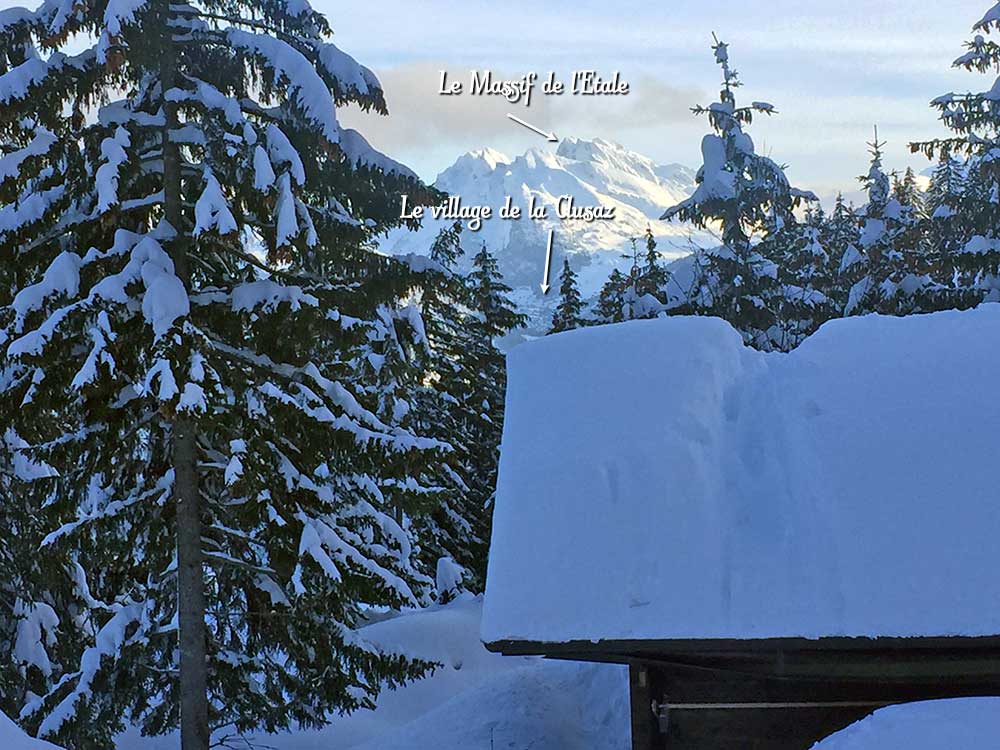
[328,0,995,204]
[1,0,992,203]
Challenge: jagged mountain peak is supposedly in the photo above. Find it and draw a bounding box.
[556,136,632,162]
[436,147,512,188]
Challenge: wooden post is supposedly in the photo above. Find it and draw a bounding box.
[630,663,659,750]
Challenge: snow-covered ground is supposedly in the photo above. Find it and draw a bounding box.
[813,698,1000,749]
[115,595,630,750]
[9,596,1000,749]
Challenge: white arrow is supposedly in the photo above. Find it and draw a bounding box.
[507,113,558,143]
[540,229,554,294]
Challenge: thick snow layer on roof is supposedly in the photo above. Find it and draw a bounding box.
[482,306,1000,644]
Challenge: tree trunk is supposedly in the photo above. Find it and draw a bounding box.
[160,7,210,749]
[174,418,208,750]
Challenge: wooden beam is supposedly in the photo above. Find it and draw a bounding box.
[629,664,659,750]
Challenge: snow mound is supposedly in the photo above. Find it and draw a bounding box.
[116,595,628,750]
[351,654,628,750]
[483,306,1000,644]
[813,698,1000,749]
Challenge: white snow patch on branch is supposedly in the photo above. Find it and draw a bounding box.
[0,126,57,183]
[231,279,318,313]
[227,29,340,144]
[265,124,305,185]
[12,251,82,327]
[252,145,275,191]
[193,170,238,237]
[95,126,131,212]
[13,601,59,678]
[274,172,298,247]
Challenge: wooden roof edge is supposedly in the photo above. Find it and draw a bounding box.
[484,634,1000,662]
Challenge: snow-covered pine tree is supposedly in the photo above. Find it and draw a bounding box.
[845,132,936,315]
[594,268,628,324]
[891,167,928,259]
[768,205,838,349]
[548,258,585,333]
[0,2,443,747]
[845,133,897,314]
[911,3,1000,305]
[821,193,861,310]
[613,234,665,320]
[641,226,671,300]
[662,36,816,350]
[399,222,496,593]
[924,152,972,298]
[465,243,525,522]
[468,243,526,340]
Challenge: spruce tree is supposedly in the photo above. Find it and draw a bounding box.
[464,244,525,547]
[770,205,838,349]
[891,167,928,259]
[642,227,671,298]
[614,235,665,321]
[911,3,1000,305]
[468,244,526,338]
[548,258,586,333]
[402,223,499,592]
[594,269,628,324]
[662,37,815,350]
[846,133,935,315]
[924,152,970,296]
[822,193,861,312]
[0,2,441,747]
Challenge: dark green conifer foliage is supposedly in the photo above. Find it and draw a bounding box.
[770,205,838,348]
[402,224,517,592]
[462,243,525,556]
[594,269,628,324]
[0,1,441,747]
[642,227,671,297]
[548,258,586,334]
[911,4,1000,304]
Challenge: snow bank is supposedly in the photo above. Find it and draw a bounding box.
[483,306,1000,643]
[116,595,629,750]
[0,712,61,749]
[813,698,1000,750]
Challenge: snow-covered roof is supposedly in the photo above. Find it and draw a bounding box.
[482,307,1000,645]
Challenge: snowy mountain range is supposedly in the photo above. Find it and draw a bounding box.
[379,138,703,330]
